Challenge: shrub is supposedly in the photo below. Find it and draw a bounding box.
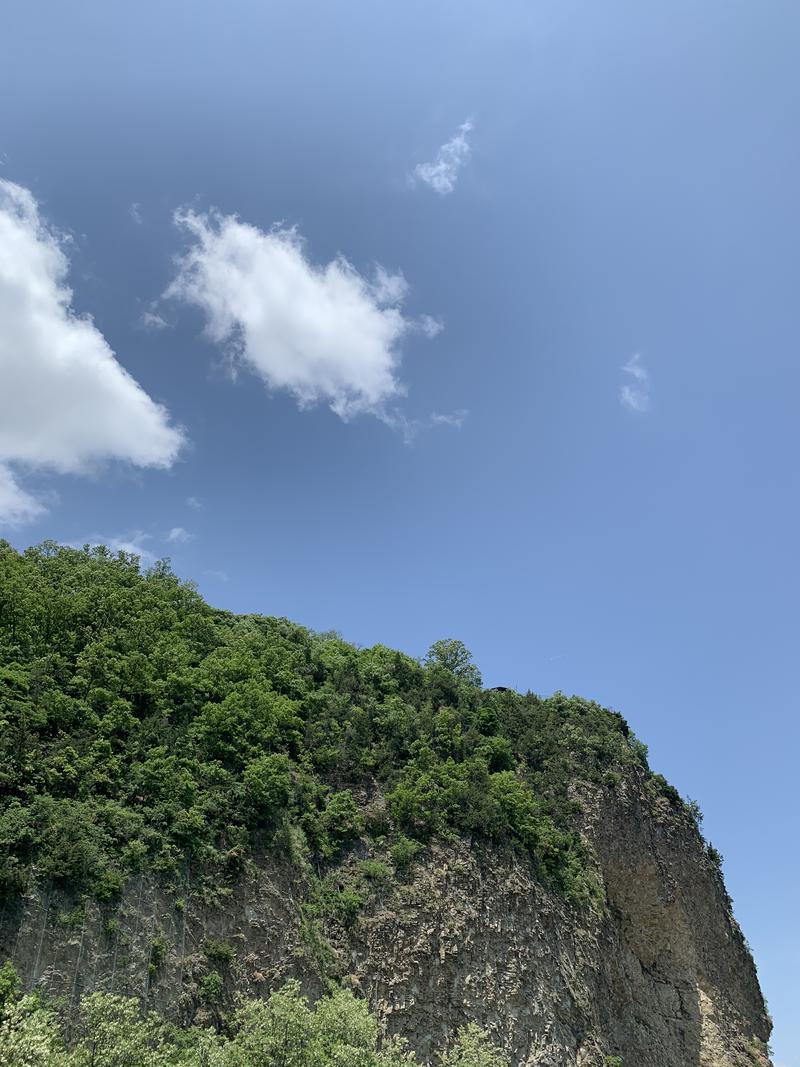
[203,939,235,966]
[198,971,225,1004]
[390,836,424,871]
[0,959,19,1010]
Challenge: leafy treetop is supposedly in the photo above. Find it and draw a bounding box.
[0,541,682,908]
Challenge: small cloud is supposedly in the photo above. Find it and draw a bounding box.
[411,119,474,196]
[371,264,409,306]
[619,352,650,412]
[381,408,469,443]
[186,495,203,510]
[141,309,169,331]
[203,568,228,582]
[416,314,444,339]
[129,202,143,225]
[430,409,469,429]
[166,526,193,544]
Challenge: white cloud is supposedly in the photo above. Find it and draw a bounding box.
[166,526,193,544]
[166,207,437,422]
[0,179,184,525]
[129,202,143,225]
[186,495,203,510]
[203,568,228,582]
[0,464,45,526]
[619,352,650,412]
[412,120,474,196]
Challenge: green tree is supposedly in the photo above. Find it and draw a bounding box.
[69,993,170,1067]
[0,995,68,1067]
[425,640,482,689]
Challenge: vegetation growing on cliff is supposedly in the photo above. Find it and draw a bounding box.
[0,541,670,908]
[0,973,507,1066]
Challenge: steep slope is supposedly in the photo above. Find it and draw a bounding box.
[0,542,772,1065]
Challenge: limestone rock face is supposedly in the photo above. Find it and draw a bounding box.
[0,770,771,1067]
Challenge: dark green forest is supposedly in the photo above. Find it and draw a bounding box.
[0,541,688,911]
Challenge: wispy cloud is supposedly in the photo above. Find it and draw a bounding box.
[417,314,444,339]
[411,120,473,196]
[430,409,469,429]
[70,525,197,563]
[164,207,441,426]
[166,526,193,544]
[141,309,169,331]
[203,568,228,582]
[186,495,203,510]
[619,352,650,412]
[129,202,143,225]
[0,179,184,526]
[381,408,470,444]
[70,531,156,565]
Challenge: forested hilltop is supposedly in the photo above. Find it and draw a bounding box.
[0,540,689,910]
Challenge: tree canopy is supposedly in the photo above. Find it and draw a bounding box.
[0,541,679,909]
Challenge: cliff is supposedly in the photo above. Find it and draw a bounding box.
[0,768,770,1066]
[0,542,773,1065]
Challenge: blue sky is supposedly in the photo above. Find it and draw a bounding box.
[1,1,798,1059]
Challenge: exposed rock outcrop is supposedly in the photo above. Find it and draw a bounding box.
[0,769,771,1067]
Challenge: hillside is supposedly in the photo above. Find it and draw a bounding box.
[0,542,773,1065]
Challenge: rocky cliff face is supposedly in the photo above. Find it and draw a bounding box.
[0,768,770,1067]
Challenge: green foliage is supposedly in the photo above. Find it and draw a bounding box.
[303,872,367,932]
[0,995,68,1066]
[0,541,676,908]
[390,835,424,872]
[439,1023,506,1067]
[241,753,293,826]
[0,982,508,1066]
[0,959,20,1010]
[68,992,170,1067]
[316,789,365,858]
[203,939,235,966]
[359,859,392,884]
[149,935,167,976]
[706,843,724,869]
[198,972,225,1005]
[604,1058,623,1067]
[646,774,682,809]
[685,798,703,829]
[425,640,482,689]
